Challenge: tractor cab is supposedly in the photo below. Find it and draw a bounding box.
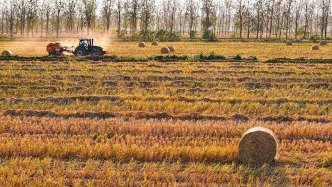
[79,38,92,50]
[74,38,106,56]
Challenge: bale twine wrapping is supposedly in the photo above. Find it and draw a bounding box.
[1,50,13,57]
[168,46,175,52]
[152,41,158,46]
[161,47,170,54]
[139,42,146,48]
[239,126,278,167]
[311,45,319,50]
[286,41,293,46]
[320,41,327,46]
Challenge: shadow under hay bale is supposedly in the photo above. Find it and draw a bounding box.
[168,46,175,52]
[138,42,146,48]
[161,47,170,54]
[320,41,327,46]
[1,50,13,57]
[286,41,293,46]
[311,45,319,50]
[152,41,158,46]
[239,126,278,167]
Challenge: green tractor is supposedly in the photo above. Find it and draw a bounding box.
[74,38,107,56]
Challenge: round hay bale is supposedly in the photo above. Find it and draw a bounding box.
[1,50,13,57]
[239,126,278,167]
[168,46,175,52]
[161,47,170,54]
[138,42,146,48]
[152,41,158,46]
[286,41,293,46]
[311,45,319,50]
[320,41,327,46]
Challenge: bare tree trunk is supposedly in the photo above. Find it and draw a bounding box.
[285,0,292,40]
[238,0,243,39]
[265,18,269,39]
[320,1,325,38]
[276,14,279,38]
[247,11,250,39]
[141,0,154,40]
[325,12,329,38]
[129,0,138,34]
[46,11,49,37]
[179,12,182,34]
[107,4,112,34]
[54,0,63,38]
[260,11,264,38]
[170,8,174,32]
[221,12,225,35]
[324,0,331,38]
[227,9,231,35]
[1,7,3,34]
[269,0,275,38]
[117,0,121,36]
[40,13,43,35]
[56,10,60,37]
[245,0,250,39]
[9,2,14,38]
[81,17,84,35]
[294,4,301,40]
[187,0,195,35]
[304,4,308,39]
[5,16,9,34]
[256,3,260,39]
[315,13,319,34]
[279,14,283,39]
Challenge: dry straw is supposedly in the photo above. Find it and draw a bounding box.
[138,42,146,48]
[168,46,175,52]
[1,50,13,57]
[152,41,158,46]
[311,45,319,50]
[286,41,293,46]
[239,126,278,167]
[320,41,327,46]
[161,47,170,54]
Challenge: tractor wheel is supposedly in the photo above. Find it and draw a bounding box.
[74,47,86,56]
[49,50,56,57]
[91,51,102,57]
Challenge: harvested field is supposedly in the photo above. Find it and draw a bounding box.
[0,58,331,186]
[0,116,331,186]
[1,61,332,120]
[2,40,332,60]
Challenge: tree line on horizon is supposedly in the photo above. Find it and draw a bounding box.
[0,0,331,41]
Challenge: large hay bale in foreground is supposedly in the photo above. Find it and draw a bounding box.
[239,126,278,167]
[311,45,319,50]
[168,46,175,52]
[152,41,158,46]
[138,42,146,48]
[286,41,293,46]
[1,50,13,57]
[320,41,327,46]
[161,47,170,54]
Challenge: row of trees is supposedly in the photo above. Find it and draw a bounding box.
[0,0,331,40]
